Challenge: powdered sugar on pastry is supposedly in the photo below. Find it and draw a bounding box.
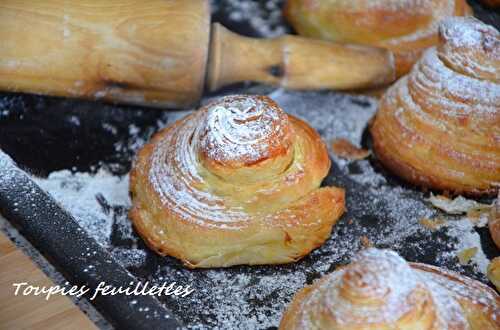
[440,16,499,51]
[413,49,499,116]
[439,17,500,80]
[323,0,433,11]
[371,17,500,196]
[22,87,495,329]
[199,95,291,166]
[131,94,344,268]
[303,250,466,329]
[147,96,296,228]
[281,249,499,329]
[384,0,456,44]
[149,113,250,228]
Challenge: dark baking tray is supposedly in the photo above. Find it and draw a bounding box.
[0,1,499,329]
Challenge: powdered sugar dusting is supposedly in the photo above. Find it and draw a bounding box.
[382,0,456,45]
[148,112,250,228]
[0,149,15,170]
[412,48,499,116]
[439,17,500,79]
[212,0,288,38]
[200,95,290,166]
[290,249,486,329]
[33,170,131,246]
[146,94,327,232]
[440,16,499,50]
[373,18,500,196]
[25,89,496,329]
[439,218,491,274]
[323,0,435,11]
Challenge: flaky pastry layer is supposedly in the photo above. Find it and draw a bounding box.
[129,95,345,268]
[371,17,500,196]
[284,0,471,77]
[280,248,500,330]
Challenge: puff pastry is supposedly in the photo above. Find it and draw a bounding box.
[280,248,500,330]
[480,0,500,7]
[488,257,500,292]
[284,0,471,77]
[129,95,345,268]
[370,17,500,196]
[491,193,500,249]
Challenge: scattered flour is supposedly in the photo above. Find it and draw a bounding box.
[439,218,491,274]
[33,170,131,247]
[1,3,498,328]
[27,89,496,329]
[212,0,288,37]
[111,247,148,269]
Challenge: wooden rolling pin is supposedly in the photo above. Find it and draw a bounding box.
[0,0,395,109]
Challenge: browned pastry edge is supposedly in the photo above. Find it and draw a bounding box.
[283,0,472,77]
[280,260,500,329]
[490,193,500,249]
[480,0,500,7]
[370,117,499,198]
[369,16,500,198]
[130,194,344,268]
[129,105,346,268]
[488,257,500,292]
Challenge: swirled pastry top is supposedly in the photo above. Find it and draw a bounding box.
[198,97,292,167]
[280,248,500,330]
[147,95,331,226]
[129,95,345,267]
[284,0,471,76]
[370,17,500,196]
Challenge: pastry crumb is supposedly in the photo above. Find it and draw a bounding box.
[419,217,446,230]
[487,257,500,291]
[457,247,478,265]
[427,193,491,215]
[331,138,370,160]
[360,236,373,248]
[466,207,490,220]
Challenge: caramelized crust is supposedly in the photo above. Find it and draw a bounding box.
[129,95,345,268]
[280,248,500,330]
[370,18,500,196]
[488,257,500,292]
[284,0,471,77]
[490,194,500,249]
[480,0,500,7]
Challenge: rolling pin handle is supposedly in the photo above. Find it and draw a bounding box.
[207,23,396,92]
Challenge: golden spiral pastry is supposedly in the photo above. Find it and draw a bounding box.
[280,248,500,330]
[129,95,345,268]
[284,0,471,77]
[370,17,500,196]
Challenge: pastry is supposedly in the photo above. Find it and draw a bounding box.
[280,248,500,329]
[490,193,500,249]
[480,0,500,7]
[370,17,500,196]
[284,0,472,77]
[488,257,500,292]
[129,95,345,268]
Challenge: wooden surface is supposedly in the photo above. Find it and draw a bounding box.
[0,231,97,330]
[0,0,210,108]
[207,23,395,92]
